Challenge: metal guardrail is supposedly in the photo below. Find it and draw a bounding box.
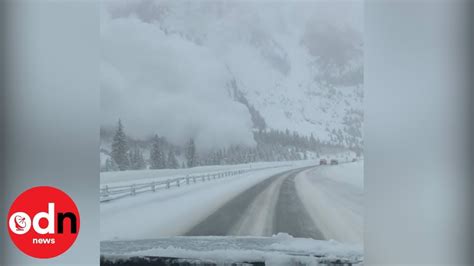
[100,165,291,203]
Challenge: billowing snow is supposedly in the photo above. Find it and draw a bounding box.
[101,1,363,148]
[295,161,363,244]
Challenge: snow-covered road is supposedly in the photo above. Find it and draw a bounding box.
[296,161,364,244]
[100,165,303,240]
[101,161,363,246]
[186,166,324,239]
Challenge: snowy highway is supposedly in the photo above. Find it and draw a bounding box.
[186,166,324,239]
[101,161,363,245]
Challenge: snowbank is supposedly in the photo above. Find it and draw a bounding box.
[100,165,307,240]
[101,160,313,186]
[295,161,364,244]
[317,160,364,189]
[101,234,363,265]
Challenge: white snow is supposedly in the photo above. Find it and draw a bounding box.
[100,152,357,186]
[228,171,288,236]
[101,161,300,187]
[100,157,359,241]
[100,160,364,263]
[315,160,364,190]
[101,1,363,148]
[100,164,312,241]
[295,161,364,244]
[101,234,363,266]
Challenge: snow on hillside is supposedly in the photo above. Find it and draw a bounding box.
[161,1,364,146]
[102,1,363,149]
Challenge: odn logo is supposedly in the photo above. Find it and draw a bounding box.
[7,186,80,259]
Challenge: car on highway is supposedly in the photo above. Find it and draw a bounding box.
[319,159,327,165]
[330,159,338,165]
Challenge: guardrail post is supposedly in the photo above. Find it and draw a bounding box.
[193,176,196,183]
[152,182,156,192]
[131,184,136,196]
[167,180,170,189]
[186,175,190,185]
[176,179,180,187]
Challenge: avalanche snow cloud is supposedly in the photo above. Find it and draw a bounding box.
[101,0,363,149]
[101,10,255,150]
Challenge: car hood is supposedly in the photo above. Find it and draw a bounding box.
[101,234,363,265]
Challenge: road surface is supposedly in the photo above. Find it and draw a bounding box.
[295,163,363,243]
[186,166,325,239]
[101,162,363,244]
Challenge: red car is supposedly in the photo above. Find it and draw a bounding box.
[319,159,327,165]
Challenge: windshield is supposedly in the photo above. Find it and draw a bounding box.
[100,1,363,265]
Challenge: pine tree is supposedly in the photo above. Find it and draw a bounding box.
[129,149,136,169]
[185,138,197,168]
[309,133,317,150]
[150,135,166,169]
[104,157,118,172]
[166,149,179,169]
[130,147,146,170]
[138,149,146,169]
[216,150,223,165]
[111,119,129,171]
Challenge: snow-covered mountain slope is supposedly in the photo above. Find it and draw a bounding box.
[103,1,363,148]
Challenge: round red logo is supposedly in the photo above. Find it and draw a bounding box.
[7,186,80,259]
